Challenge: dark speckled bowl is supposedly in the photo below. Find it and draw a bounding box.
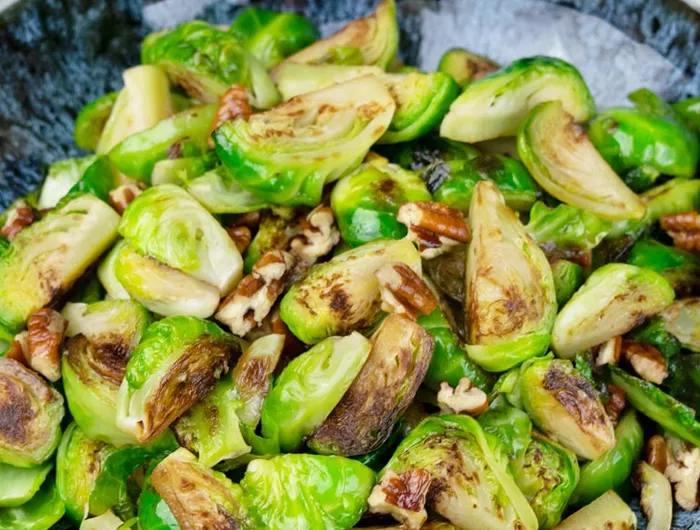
[1,0,699,528]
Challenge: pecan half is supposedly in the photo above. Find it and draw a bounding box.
[397,201,470,259]
[211,84,252,135]
[368,469,431,530]
[216,250,295,337]
[437,377,488,416]
[595,336,622,367]
[604,384,626,425]
[289,205,340,266]
[621,340,668,384]
[660,211,700,252]
[26,308,66,382]
[226,225,252,254]
[1,200,35,240]
[376,262,438,320]
[646,435,669,474]
[108,184,142,215]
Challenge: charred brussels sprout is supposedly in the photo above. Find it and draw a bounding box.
[628,239,700,296]
[518,101,645,221]
[141,21,279,108]
[465,182,556,372]
[441,56,595,143]
[228,8,319,69]
[37,155,97,210]
[0,358,64,467]
[0,475,65,530]
[0,194,119,333]
[437,47,499,87]
[308,314,434,456]
[478,395,532,460]
[116,316,241,444]
[215,75,395,206]
[552,263,674,358]
[74,92,119,151]
[0,462,52,508]
[185,167,271,214]
[551,259,584,308]
[555,490,637,530]
[661,298,700,352]
[280,238,421,344]
[261,332,371,452]
[422,245,466,303]
[331,157,431,247]
[519,357,615,460]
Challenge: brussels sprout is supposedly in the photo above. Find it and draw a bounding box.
[228,8,319,69]
[673,96,700,131]
[80,511,124,530]
[519,357,615,460]
[661,298,700,352]
[37,155,98,210]
[0,358,64,467]
[478,395,532,461]
[0,194,120,333]
[142,21,280,108]
[378,415,538,530]
[308,314,434,456]
[378,135,479,173]
[279,238,420,344]
[352,420,406,472]
[261,332,371,452]
[441,56,595,143]
[185,167,272,214]
[215,75,395,206]
[241,454,374,530]
[108,105,216,182]
[628,239,700,296]
[666,353,700,414]
[271,0,397,73]
[331,157,431,247]
[555,490,636,530]
[0,475,65,530]
[552,263,674,358]
[119,184,242,295]
[64,155,121,205]
[0,461,52,508]
[569,410,643,508]
[465,182,556,372]
[423,245,465,303]
[430,154,538,213]
[550,259,584,308]
[633,461,673,530]
[150,448,254,529]
[96,240,130,301]
[116,316,241,444]
[518,101,645,221]
[137,471,178,530]
[150,152,218,186]
[437,47,499,87]
[75,92,119,151]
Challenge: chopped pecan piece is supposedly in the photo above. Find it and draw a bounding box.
[216,250,295,337]
[211,84,252,135]
[376,262,437,319]
[233,211,262,230]
[108,184,142,215]
[368,469,431,530]
[26,308,66,382]
[1,200,35,240]
[665,436,700,511]
[5,331,28,365]
[660,211,700,252]
[397,201,470,259]
[289,205,340,265]
[646,435,669,474]
[604,384,626,425]
[226,225,252,254]
[621,340,668,384]
[437,377,488,416]
[595,336,622,367]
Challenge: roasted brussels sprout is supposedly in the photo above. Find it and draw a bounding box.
[331,157,431,247]
[628,239,700,296]
[308,314,433,456]
[215,75,395,206]
[80,511,125,529]
[519,357,615,460]
[0,194,120,333]
[270,0,398,73]
[116,316,241,444]
[661,298,700,352]
[441,56,595,143]
[228,8,319,69]
[437,47,499,87]
[185,167,271,214]
[378,135,479,173]
[37,155,97,210]
[0,461,52,508]
[150,152,218,186]
[569,410,644,508]
[422,245,466,303]
[552,263,674,358]
[261,332,371,452]
[465,181,556,371]
[555,490,636,530]
[74,92,119,152]
[0,358,64,467]
[478,395,532,460]
[137,469,178,530]
[141,21,280,108]
[518,101,645,221]
[280,238,420,344]
[633,461,673,530]
[0,475,65,530]
[550,259,584,308]
[673,96,700,132]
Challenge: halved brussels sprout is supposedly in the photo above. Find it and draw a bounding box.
[423,245,466,303]
[74,92,119,151]
[308,314,434,456]
[569,410,643,509]
[437,47,499,87]
[673,96,700,131]
[64,155,121,205]
[661,298,700,352]
[117,316,241,444]
[141,21,280,108]
[37,155,97,210]
[331,156,431,247]
[0,194,120,333]
[551,259,584,308]
[518,101,645,221]
[555,490,636,530]
[441,56,595,143]
[185,167,271,214]
[634,461,673,530]
[628,239,700,296]
[512,433,579,529]
[378,415,538,530]
[430,155,538,213]
[0,461,52,508]
[228,8,319,69]
[552,263,674,358]
[119,184,242,295]
[241,454,375,530]
[215,75,395,206]
[0,475,65,530]
[465,181,556,372]
[150,152,218,186]
[280,238,421,344]
[137,469,178,530]
[261,332,371,452]
[478,395,532,460]
[244,212,299,272]
[96,240,129,301]
[270,0,398,74]
[0,358,64,467]
[519,357,615,460]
